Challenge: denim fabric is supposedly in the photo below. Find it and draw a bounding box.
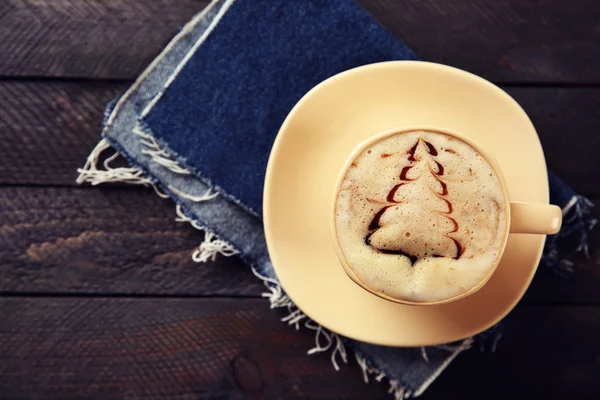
[96,0,595,397]
[142,0,416,216]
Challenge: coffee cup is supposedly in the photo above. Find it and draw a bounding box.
[331,126,561,306]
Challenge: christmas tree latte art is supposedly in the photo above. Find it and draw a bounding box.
[334,130,508,302]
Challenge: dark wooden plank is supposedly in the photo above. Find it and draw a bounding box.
[360,0,600,83]
[0,297,390,400]
[0,0,208,79]
[423,305,600,400]
[1,186,597,302]
[506,87,600,196]
[0,81,126,185]
[0,187,262,296]
[1,298,599,399]
[2,82,600,195]
[1,188,597,303]
[524,203,600,304]
[1,1,598,82]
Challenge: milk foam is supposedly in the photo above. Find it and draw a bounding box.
[334,130,507,302]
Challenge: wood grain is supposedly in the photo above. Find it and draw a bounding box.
[359,0,600,83]
[506,87,600,196]
[524,200,600,303]
[0,187,261,296]
[0,81,126,185]
[0,298,390,400]
[1,2,599,400]
[0,1,598,82]
[0,0,208,79]
[1,298,599,400]
[423,305,600,400]
[1,186,597,303]
[2,82,600,196]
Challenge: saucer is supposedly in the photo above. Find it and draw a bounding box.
[263,61,549,346]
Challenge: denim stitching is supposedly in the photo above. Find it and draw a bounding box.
[140,0,238,119]
[136,120,262,218]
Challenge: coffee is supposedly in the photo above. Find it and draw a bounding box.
[334,130,508,302]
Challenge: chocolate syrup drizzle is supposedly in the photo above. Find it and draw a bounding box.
[365,138,464,263]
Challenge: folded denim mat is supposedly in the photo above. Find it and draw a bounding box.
[77,0,596,397]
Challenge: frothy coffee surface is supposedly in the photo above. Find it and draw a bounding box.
[334,130,507,302]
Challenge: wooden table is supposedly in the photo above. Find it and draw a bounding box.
[1,1,599,399]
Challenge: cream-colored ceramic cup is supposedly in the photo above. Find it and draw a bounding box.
[331,126,562,306]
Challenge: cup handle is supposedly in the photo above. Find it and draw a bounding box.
[509,202,562,234]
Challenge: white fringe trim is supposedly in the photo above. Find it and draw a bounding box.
[490,332,502,353]
[173,204,239,262]
[76,138,170,200]
[169,185,219,202]
[76,138,152,186]
[79,133,482,399]
[133,126,192,175]
[420,347,429,362]
[78,138,228,264]
[174,203,204,230]
[562,196,579,216]
[355,336,474,399]
[389,381,408,400]
[192,232,239,262]
[249,265,350,372]
[561,195,597,258]
[355,354,410,399]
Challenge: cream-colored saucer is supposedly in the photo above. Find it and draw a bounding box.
[263,61,549,346]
